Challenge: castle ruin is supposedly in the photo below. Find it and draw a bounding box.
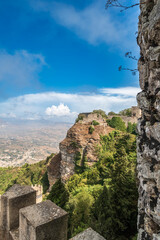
[0,184,105,240]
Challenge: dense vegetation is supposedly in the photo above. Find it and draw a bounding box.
[0,154,53,195]
[107,116,126,132]
[48,131,138,240]
[108,108,132,117]
[119,108,132,117]
[107,116,137,135]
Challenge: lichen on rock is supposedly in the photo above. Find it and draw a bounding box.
[137,0,160,239]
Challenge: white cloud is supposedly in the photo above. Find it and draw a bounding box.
[0,49,46,86]
[31,0,138,50]
[100,87,141,97]
[0,87,139,122]
[45,103,71,116]
[0,112,16,118]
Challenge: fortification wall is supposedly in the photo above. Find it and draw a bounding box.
[107,115,138,126]
[137,0,160,239]
[31,184,43,203]
[0,184,105,240]
[78,113,106,124]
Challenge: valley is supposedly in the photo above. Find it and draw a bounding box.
[0,121,71,167]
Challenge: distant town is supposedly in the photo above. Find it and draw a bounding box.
[0,121,71,167]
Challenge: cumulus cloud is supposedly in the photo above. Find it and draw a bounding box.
[31,0,138,49]
[45,103,71,116]
[0,87,139,122]
[0,49,46,86]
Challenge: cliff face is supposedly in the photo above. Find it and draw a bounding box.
[137,0,160,239]
[48,114,113,185]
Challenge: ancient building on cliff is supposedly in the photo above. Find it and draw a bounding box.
[137,0,160,239]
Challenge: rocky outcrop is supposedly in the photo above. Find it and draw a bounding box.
[47,153,61,187]
[137,0,160,239]
[48,115,113,185]
[70,228,106,240]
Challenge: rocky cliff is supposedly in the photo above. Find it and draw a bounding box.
[137,0,160,239]
[48,113,113,185]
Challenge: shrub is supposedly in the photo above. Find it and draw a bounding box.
[89,126,95,134]
[70,141,79,149]
[74,152,83,174]
[92,120,100,126]
[108,111,117,116]
[92,110,107,119]
[75,115,84,123]
[119,108,132,117]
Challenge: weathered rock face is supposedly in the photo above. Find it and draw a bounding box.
[137,0,160,239]
[48,116,113,184]
[47,153,61,187]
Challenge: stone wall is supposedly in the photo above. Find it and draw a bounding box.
[78,113,106,124]
[107,115,139,126]
[0,184,105,240]
[137,0,160,239]
[131,106,141,118]
[31,184,43,203]
[108,106,141,126]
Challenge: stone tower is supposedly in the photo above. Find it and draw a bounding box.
[137,0,160,239]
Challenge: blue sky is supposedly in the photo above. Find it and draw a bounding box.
[0,0,140,122]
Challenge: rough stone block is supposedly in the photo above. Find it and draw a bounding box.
[1,184,36,231]
[153,233,160,240]
[10,228,19,240]
[19,200,68,240]
[70,228,106,240]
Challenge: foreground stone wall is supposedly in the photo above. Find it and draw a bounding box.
[137,0,160,239]
[0,184,105,240]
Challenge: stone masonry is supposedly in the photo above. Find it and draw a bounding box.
[0,184,105,240]
[137,0,160,239]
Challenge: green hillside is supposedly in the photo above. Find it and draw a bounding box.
[48,130,138,240]
[0,154,53,195]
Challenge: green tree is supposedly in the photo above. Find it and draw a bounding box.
[127,122,133,133]
[92,120,100,126]
[92,147,138,240]
[91,186,114,238]
[107,117,126,132]
[119,108,132,117]
[92,109,108,119]
[127,122,137,135]
[47,179,69,209]
[89,125,95,134]
[67,190,94,237]
[108,111,117,116]
[41,171,50,193]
